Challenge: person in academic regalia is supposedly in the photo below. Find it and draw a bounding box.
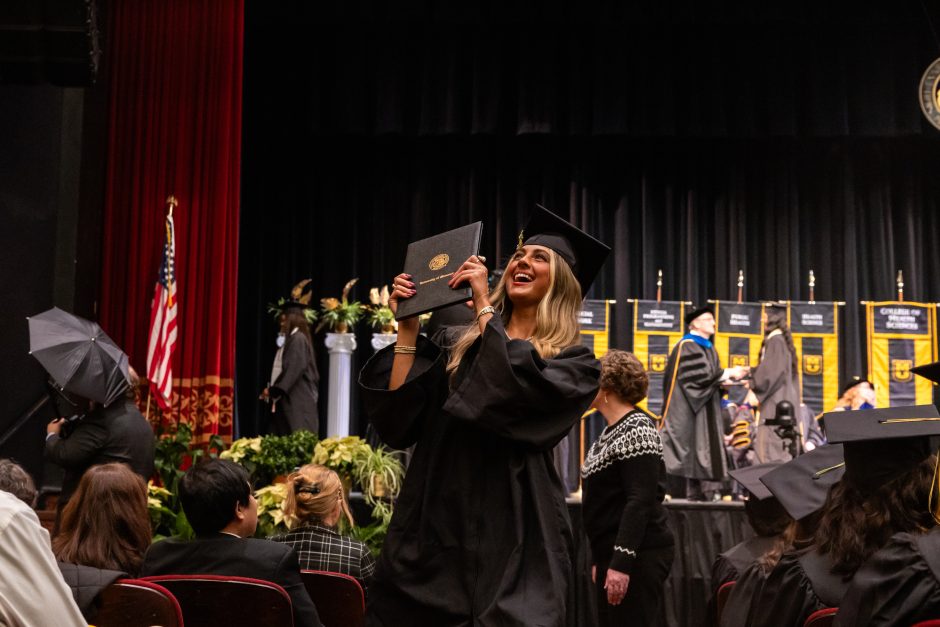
[581,351,674,627]
[750,306,800,463]
[358,206,610,627]
[718,445,842,627]
[661,307,749,499]
[746,406,940,627]
[261,279,320,435]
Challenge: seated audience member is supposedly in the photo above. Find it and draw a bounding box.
[141,458,322,627]
[0,460,85,626]
[270,464,376,594]
[746,407,939,627]
[719,445,843,627]
[53,463,151,574]
[712,463,790,590]
[829,376,875,412]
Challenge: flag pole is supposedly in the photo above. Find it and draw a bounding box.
[809,269,816,304]
[897,270,904,302]
[737,270,744,304]
[656,269,663,303]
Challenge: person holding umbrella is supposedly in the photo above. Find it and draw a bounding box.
[29,307,155,520]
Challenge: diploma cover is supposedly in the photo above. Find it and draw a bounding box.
[395,222,483,320]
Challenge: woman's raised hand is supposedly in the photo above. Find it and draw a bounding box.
[390,273,419,337]
[447,255,489,306]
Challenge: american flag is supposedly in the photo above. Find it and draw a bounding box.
[146,209,178,409]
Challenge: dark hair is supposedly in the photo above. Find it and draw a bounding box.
[762,308,798,375]
[52,463,151,574]
[0,459,37,507]
[282,309,314,349]
[179,459,251,536]
[599,350,649,405]
[745,496,792,538]
[814,455,937,577]
[757,511,820,574]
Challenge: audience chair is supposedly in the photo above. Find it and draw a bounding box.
[94,579,183,627]
[912,621,940,627]
[804,607,838,627]
[301,570,365,627]
[143,574,293,627]
[715,580,735,623]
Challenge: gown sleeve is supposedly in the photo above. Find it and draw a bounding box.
[358,335,448,449]
[750,337,788,401]
[718,562,767,627]
[834,532,940,627]
[608,452,662,574]
[441,315,600,451]
[674,341,724,415]
[748,552,826,627]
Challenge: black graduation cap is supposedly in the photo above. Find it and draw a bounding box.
[759,444,845,521]
[841,375,874,395]
[519,205,611,294]
[728,462,782,501]
[684,305,714,326]
[912,360,940,383]
[823,404,940,491]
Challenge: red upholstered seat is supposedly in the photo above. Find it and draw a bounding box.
[912,621,940,627]
[142,574,293,627]
[804,607,838,627]
[94,579,183,627]
[301,570,365,627]
[715,580,735,623]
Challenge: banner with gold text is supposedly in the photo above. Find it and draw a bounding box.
[787,302,840,414]
[714,301,764,370]
[866,302,938,407]
[579,299,612,358]
[631,300,686,415]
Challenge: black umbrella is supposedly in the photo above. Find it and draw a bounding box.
[28,307,130,407]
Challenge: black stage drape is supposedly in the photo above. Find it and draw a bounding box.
[237,1,940,437]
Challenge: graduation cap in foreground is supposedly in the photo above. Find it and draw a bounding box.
[760,444,845,521]
[518,205,611,294]
[684,305,715,326]
[728,463,781,501]
[912,360,940,384]
[822,404,940,492]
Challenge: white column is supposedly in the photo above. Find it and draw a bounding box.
[325,332,357,437]
[371,333,397,352]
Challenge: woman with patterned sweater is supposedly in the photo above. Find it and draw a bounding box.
[581,350,675,627]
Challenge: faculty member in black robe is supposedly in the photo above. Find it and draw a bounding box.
[661,306,748,497]
[360,206,609,627]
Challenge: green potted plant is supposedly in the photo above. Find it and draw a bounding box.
[312,435,372,493]
[318,278,365,334]
[354,445,404,505]
[367,285,397,334]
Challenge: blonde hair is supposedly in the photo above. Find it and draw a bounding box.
[284,464,354,529]
[446,248,583,375]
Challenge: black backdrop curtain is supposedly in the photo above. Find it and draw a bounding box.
[237,0,940,437]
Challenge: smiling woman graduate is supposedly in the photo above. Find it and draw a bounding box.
[358,206,609,627]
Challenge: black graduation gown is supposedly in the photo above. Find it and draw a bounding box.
[359,315,600,627]
[661,338,727,480]
[835,529,940,626]
[270,331,319,434]
[712,535,778,591]
[748,550,846,627]
[750,334,800,463]
[718,561,768,627]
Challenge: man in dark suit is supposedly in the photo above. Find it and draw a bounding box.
[141,459,322,627]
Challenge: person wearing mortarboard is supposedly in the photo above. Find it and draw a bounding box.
[358,205,609,626]
[832,361,940,626]
[261,279,320,435]
[744,404,940,627]
[718,444,844,627]
[660,306,750,500]
[830,376,876,412]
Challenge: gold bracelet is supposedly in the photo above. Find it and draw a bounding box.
[475,305,496,322]
[393,345,417,354]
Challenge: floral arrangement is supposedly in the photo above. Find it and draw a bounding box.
[255,482,289,538]
[267,279,318,325]
[312,435,372,477]
[220,430,318,487]
[318,278,366,333]
[367,285,397,334]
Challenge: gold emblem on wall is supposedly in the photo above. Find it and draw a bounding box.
[803,355,823,375]
[429,254,450,271]
[730,355,749,368]
[892,359,913,383]
[649,354,667,373]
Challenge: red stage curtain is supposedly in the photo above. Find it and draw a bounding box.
[98,0,243,442]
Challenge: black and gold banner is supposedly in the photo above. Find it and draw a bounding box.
[579,299,611,358]
[714,301,764,370]
[866,302,938,407]
[631,300,686,415]
[787,302,840,414]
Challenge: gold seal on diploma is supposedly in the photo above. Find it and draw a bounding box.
[919,58,940,131]
[429,254,450,271]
